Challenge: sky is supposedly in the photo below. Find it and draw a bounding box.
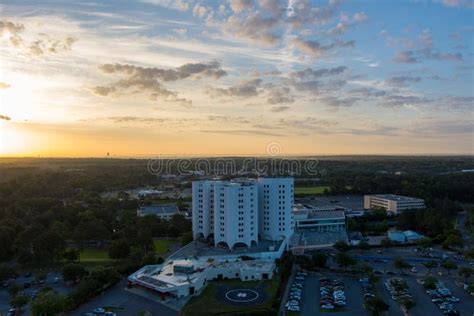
[0,0,473,157]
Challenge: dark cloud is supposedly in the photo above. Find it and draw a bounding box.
[293,38,355,57]
[270,106,290,112]
[94,61,227,106]
[291,66,347,79]
[108,116,166,123]
[258,0,285,17]
[200,129,284,137]
[440,95,474,110]
[383,94,431,108]
[0,115,11,121]
[386,76,422,87]
[349,87,387,97]
[392,29,463,63]
[208,78,263,97]
[98,61,227,81]
[393,51,419,63]
[223,13,280,46]
[267,86,294,104]
[327,12,368,36]
[230,0,254,13]
[319,96,360,108]
[278,117,338,129]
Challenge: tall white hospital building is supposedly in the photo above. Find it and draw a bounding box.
[192,177,294,250]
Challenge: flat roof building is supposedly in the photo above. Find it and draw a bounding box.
[364,194,425,215]
[137,204,179,219]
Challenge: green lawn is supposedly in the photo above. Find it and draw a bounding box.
[153,239,177,254]
[182,276,281,315]
[295,186,329,195]
[79,248,111,262]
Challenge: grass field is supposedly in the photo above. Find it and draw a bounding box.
[153,239,177,254]
[79,248,111,262]
[182,276,281,315]
[294,186,329,195]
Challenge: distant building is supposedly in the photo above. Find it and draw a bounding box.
[137,204,179,219]
[388,230,425,243]
[388,231,406,243]
[292,209,346,233]
[364,194,425,215]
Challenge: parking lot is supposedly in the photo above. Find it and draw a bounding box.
[286,273,366,316]
[71,280,178,316]
[0,271,72,315]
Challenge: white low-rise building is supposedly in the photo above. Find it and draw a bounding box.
[364,194,425,215]
[128,239,284,299]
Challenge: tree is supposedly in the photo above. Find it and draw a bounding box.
[32,230,66,263]
[135,229,154,255]
[418,237,433,248]
[393,257,412,274]
[441,261,457,275]
[62,263,87,282]
[0,225,16,261]
[442,234,463,249]
[400,298,415,311]
[31,291,67,316]
[465,247,474,259]
[62,248,79,262]
[458,267,473,279]
[9,283,21,297]
[358,240,371,250]
[0,265,15,282]
[312,253,327,268]
[10,295,28,311]
[423,261,438,275]
[73,213,110,243]
[333,241,350,253]
[365,297,389,316]
[336,252,356,270]
[180,231,193,246]
[422,276,437,289]
[380,238,392,248]
[108,239,130,260]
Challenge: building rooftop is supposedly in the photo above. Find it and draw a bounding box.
[293,209,345,220]
[129,256,275,291]
[137,204,179,216]
[169,239,284,260]
[296,195,365,211]
[370,194,424,202]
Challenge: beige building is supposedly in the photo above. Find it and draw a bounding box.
[364,194,425,215]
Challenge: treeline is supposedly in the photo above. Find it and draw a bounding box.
[327,172,474,203]
[0,165,191,264]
